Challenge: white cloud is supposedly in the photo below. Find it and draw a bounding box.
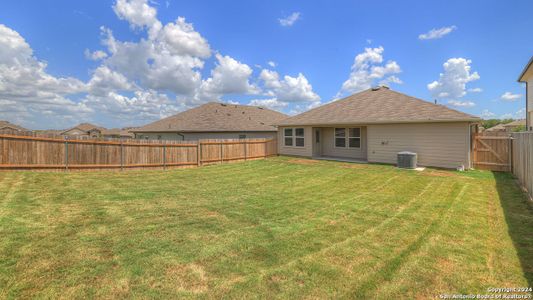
[447,100,475,108]
[84,49,108,61]
[267,61,277,68]
[419,26,457,40]
[248,98,287,111]
[468,87,482,93]
[87,66,135,96]
[83,90,178,122]
[0,24,91,127]
[0,0,320,127]
[259,69,319,102]
[197,53,258,101]
[480,109,496,119]
[158,17,211,58]
[427,58,479,99]
[515,108,526,119]
[279,12,301,27]
[338,46,402,96]
[113,0,159,30]
[501,92,522,101]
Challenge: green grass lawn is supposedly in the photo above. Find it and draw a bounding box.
[0,156,532,299]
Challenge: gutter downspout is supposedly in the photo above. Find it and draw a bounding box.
[177,133,185,141]
[527,81,530,131]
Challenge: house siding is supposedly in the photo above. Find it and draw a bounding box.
[135,131,276,141]
[320,127,367,159]
[367,122,471,169]
[277,126,313,157]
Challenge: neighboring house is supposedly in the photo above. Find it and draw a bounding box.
[61,123,105,138]
[276,86,481,169]
[0,120,30,133]
[101,128,136,139]
[502,119,526,132]
[484,123,507,133]
[132,102,287,140]
[518,56,533,131]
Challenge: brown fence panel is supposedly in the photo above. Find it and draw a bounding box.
[472,134,511,172]
[511,132,533,200]
[0,133,276,171]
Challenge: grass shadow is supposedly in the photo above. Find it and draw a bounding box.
[493,171,533,287]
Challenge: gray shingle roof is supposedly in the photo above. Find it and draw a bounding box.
[133,102,288,133]
[61,123,105,134]
[277,87,480,126]
[0,120,29,132]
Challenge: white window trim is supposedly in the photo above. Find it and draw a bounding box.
[334,127,361,149]
[283,127,305,148]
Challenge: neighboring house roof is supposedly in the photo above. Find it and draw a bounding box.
[503,119,526,127]
[133,102,288,133]
[102,128,136,138]
[518,56,533,82]
[61,123,105,135]
[0,120,29,132]
[485,124,506,132]
[277,86,480,126]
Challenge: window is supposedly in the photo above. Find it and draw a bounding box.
[239,134,246,139]
[284,128,305,147]
[335,127,361,148]
[335,128,346,147]
[348,128,361,148]
[295,128,304,147]
[284,128,293,146]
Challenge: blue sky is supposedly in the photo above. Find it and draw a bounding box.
[0,0,532,129]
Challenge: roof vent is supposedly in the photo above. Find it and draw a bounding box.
[372,85,389,91]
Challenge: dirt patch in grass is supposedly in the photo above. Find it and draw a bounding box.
[424,171,459,177]
[162,263,208,294]
[288,159,318,165]
[340,163,367,169]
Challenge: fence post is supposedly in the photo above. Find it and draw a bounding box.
[220,141,223,163]
[163,144,167,170]
[244,140,247,161]
[64,140,69,171]
[509,137,513,173]
[264,140,267,158]
[120,142,124,171]
[197,141,201,166]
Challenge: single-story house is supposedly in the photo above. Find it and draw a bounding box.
[276,86,481,169]
[61,123,105,138]
[0,120,30,133]
[132,102,287,140]
[518,56,533,131]
[484,123,507,133]
[101,127,136,139]
[502,119,526,132]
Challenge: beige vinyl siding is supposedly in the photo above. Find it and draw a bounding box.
[135,131,276,141]
[278,126,313,157]
[367,122,470,169]
[320,127,367,159]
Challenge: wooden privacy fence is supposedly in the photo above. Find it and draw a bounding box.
[0,133,277,171]
[472,134,512,172]
[511,132,533,200]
